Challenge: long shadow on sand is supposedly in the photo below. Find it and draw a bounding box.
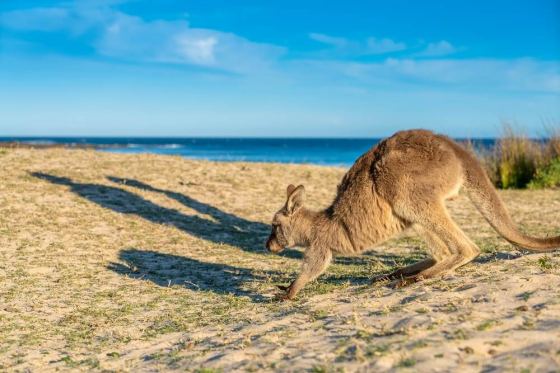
[31,172,518,277]
[108,248,279,301]
[31,172,300,257]
[105,176,304,259]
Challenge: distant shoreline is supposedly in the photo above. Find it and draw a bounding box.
[0,141,99,149]
[1,136,554,178]
[0,137,497,167]
[0,136,547,167]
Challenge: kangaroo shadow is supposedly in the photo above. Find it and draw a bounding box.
[30,172,301,257]
[105,176,302,260]
[106,176,266,238]
[108,248,279,301]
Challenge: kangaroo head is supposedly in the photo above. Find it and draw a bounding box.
[265,184,306,253]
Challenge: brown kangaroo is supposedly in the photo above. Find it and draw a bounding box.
[265,129,560,300]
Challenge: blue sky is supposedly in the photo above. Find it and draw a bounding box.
[1,0,559,137]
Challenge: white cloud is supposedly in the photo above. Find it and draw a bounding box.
[294,58,560,93]
[366,37,406,54]
[417,40,457,57]
[1,4,284,74]
[94,12,286,72]
[309,33,348,48]
[309,33,406,56]
[176,36,217,64]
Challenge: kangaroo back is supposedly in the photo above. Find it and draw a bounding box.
[449,141,560,252]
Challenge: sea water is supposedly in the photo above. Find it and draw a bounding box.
[0,137,497,167]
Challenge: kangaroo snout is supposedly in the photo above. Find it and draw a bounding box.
[265,235,283,253]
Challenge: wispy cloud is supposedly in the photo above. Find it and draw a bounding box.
[309,33,406,56]
[309,33,348,48]
[308,34,461,59]
[296,58,560,93]
[366,37,406,54]
[94,12,283,72]
[416,40,458,57]
[0,3,284,74]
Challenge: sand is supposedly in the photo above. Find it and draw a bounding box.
[0,148,559,372]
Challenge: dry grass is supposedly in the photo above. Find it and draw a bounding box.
[543,123,560,160]
[480,124,560,189]
[1,148,559,372]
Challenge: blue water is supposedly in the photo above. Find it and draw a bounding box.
[0,137,497,166]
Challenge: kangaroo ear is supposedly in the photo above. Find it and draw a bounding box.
[286,184,296,197]
[286,184,305,214]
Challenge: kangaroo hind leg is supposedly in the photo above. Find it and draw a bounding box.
[372,258,436,283]
[393,203,480,287]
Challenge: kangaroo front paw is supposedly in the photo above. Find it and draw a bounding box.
[389,276,422,289]
[372,274,391,283]
[274,284,296,301]
[274,292,294,301]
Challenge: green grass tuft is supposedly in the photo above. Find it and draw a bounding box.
[397,358,416,368]
[528,158,560,189]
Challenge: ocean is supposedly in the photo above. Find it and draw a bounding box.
[0,137,497,167]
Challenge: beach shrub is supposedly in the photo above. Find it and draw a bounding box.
[497,156,536,189]
[528,157,560,189]
[472,124,560,189]
[493,126,539,189]
[544,126,560,160]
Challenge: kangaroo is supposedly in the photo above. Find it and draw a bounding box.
[265,129,560,300]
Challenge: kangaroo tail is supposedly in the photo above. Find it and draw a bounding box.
[450,141,560,252]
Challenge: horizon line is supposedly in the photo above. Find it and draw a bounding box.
[0,135,544,140]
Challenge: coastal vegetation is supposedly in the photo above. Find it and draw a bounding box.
[477,124,560,189]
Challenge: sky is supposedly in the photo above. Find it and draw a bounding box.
[0,0,559,137]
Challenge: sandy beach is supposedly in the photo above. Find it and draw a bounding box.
[1,148,559,372]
